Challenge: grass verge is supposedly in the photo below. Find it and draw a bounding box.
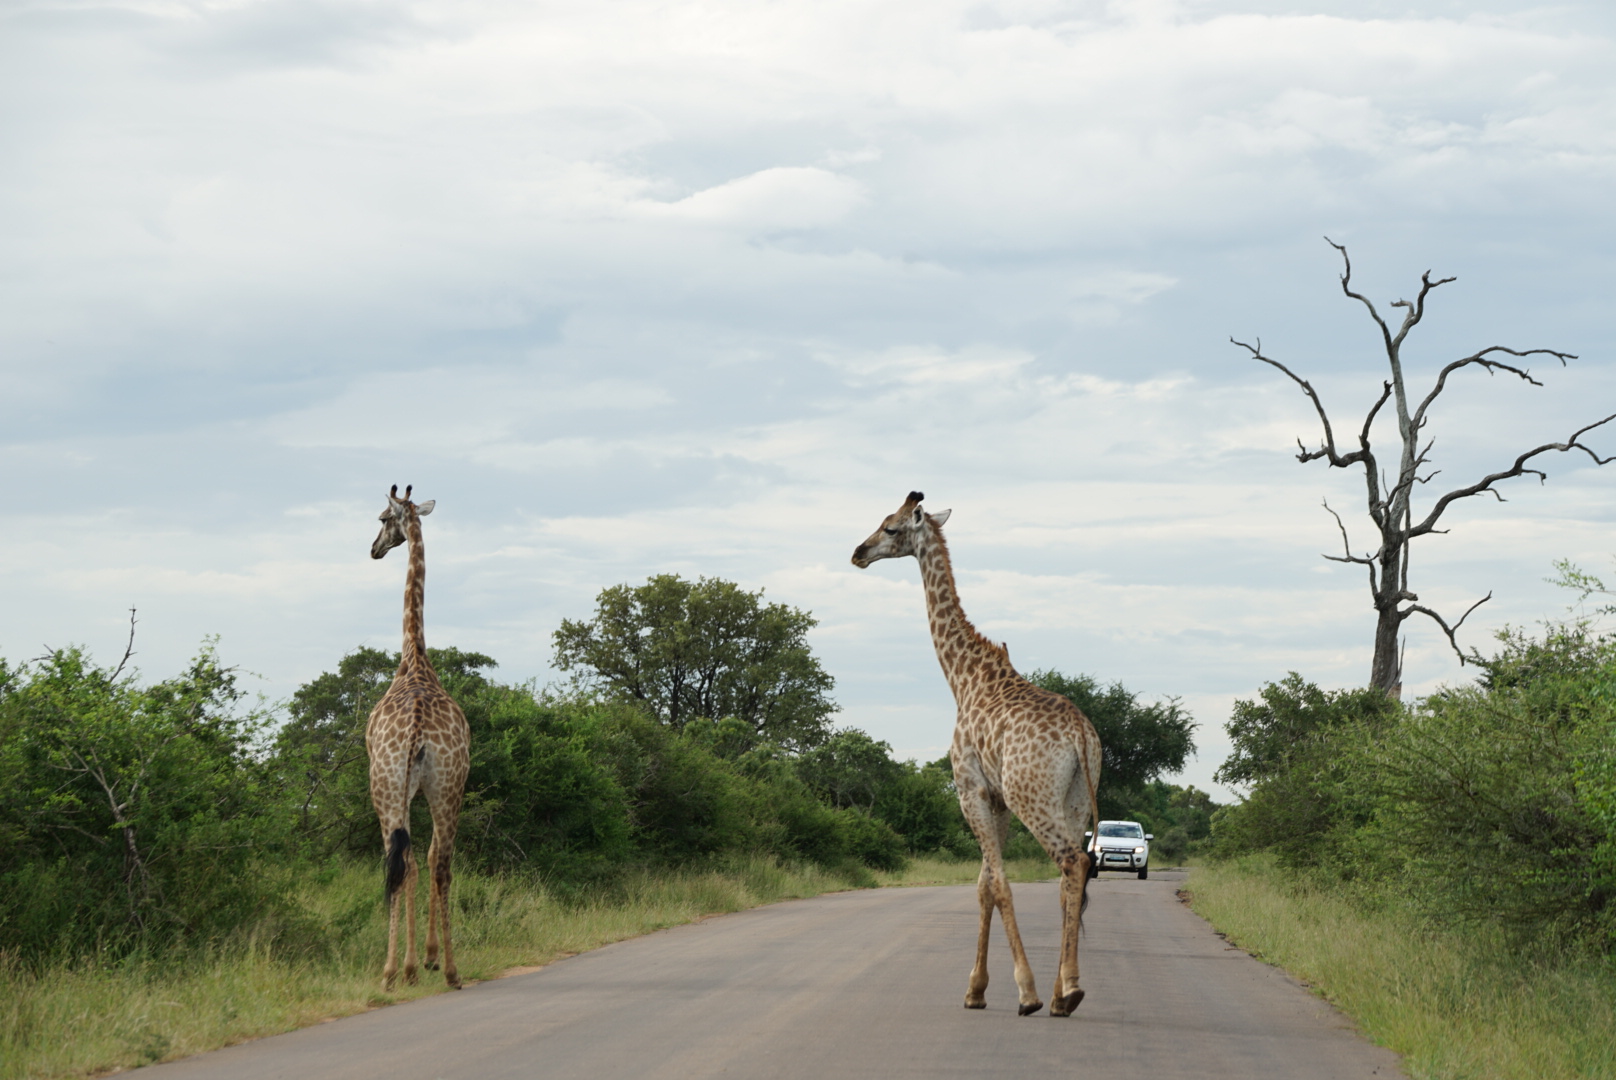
[875,854,1055,887]
[0,856,862,1080]
[1185,855,1616,1080]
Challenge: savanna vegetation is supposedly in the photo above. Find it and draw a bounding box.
[0,574,1204,1078]
[1192,617,1616,1079]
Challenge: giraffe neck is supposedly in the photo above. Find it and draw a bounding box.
[914,521,1002,701]
[399,511,429,676]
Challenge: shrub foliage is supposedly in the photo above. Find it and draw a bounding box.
[1211,626,1616,950]
[0,647,286,958]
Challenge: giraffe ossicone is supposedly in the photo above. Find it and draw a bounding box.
[852,491,1102,1017]
[367,485,470,991]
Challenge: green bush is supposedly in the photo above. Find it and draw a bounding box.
[459,690,635,874]
[872,758,977,859]
[593,708,758,861]
[1212,629,1616,950]
[1359,627,1616,944]
[1210,674,1398,868]
[0,648,289,959]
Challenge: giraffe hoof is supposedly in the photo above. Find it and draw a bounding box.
[1018,1000,1044,1016]
[424,959,440,972]
[1050,989,1084,1016]
[963,998,986,1010]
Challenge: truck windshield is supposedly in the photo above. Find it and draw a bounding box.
[1098,824,1143,838]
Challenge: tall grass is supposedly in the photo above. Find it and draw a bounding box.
[1187,855,1616,1080]
[0,856,861,1080]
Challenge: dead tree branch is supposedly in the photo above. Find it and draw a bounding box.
[1240,240,1612,692]
[110,607,138,682]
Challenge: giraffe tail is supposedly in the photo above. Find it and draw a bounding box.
[1080,756,1100,926]
[385,827,411,902]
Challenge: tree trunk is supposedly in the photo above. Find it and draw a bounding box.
[1369,604,1402,698]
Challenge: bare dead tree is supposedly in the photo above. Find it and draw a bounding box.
[1234,239,1616,696]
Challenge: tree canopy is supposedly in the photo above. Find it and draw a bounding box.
[552,574,837,748]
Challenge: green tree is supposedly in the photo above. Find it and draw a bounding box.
[1026,670,1195,817]
[552,574,837,748]
[796,729,904,810]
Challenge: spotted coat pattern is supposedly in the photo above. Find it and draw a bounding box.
[367,487,471,991]
[853,492,1102,1017]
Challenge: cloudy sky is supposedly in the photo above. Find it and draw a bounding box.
[5,0,1616,798]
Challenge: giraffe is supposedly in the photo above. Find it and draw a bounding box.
[366,484,471,991]
[852,491,1102,1017]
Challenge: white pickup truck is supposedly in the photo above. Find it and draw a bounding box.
[1085,820,1153,880]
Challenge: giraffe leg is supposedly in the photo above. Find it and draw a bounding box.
[425,787,462,990]
[1052,868,1069,1009]
[401,843,420,986]
[432,837,459,989]
[380,821,409,992]
[383,871,402,992]
[1015,770,1095,1017]
[991,862,1042,1015]
[423,832,441,972]
[1049,851,1089,1016]
[965,858,993,1008]
[959,786,1041,1015]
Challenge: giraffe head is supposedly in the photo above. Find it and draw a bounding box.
[851,491,951,568]
[371,484,436,559]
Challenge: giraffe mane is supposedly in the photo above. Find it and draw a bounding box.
[927,516,1014,666]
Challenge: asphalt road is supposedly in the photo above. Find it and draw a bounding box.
[141,869,1404,1079]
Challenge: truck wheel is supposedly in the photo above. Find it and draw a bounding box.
[1137,867,1148,880]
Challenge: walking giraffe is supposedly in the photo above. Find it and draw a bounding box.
[367,484,470,991]
[852,492,1102,1016]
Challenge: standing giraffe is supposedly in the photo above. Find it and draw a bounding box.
[852,492,1102,1016]
[367,484,470,991]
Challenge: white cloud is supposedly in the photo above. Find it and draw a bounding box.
[637,167,866,231]
[3,0,1616,804]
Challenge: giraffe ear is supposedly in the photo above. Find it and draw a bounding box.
[415,500,436,516]
[929,508,952,527]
